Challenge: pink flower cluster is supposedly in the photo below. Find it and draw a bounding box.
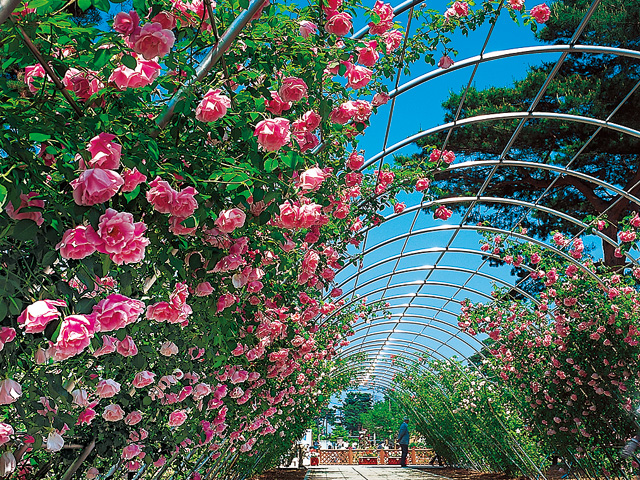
[146,176,199,235]
[196,89,231,122]
[109,57,161,90]
[5,192,45,226]
[292,111,322,152]
[368,1,394,34]
[147,282,193,326]
[113,11,175,60]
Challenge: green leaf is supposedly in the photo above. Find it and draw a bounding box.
[93,0,110,11]
[29,132,50,142]
[0,185,7,206]
[121,55,137,70]
[77,0,91,10]
[12,219,38,241]
[142,396,152,406]
[124,185,141,202]
[264,157,278,172]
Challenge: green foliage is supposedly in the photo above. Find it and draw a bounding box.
[342,392,373,434]
[359,394,404,443]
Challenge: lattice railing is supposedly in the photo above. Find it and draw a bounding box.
[316,448,434,465]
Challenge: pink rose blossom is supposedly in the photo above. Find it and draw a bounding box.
[330,102,357,124]
[76,408,97,425]
[159,341,179,356]
[279,77,308,103]
[5,191,44,226]
[168,409,187,427]
[195,88,231,122]
[133,371,156,388]
[109,58,161,90]
[86,133,122,170]
[434,205,453,220]
[394,202,406,214]
[122,444,142,460]
[415,178,430,191]
[96,379,121,398]
[0,423,13,446]
[372,92,390,106]
[93,335,118,357]
[254,118,291,151]
[444,1,469,18]
[195,282,214,296]
[71,169,124,206]
[62,68,103,102]
[53,314,96,361]
[346,65,372,90]
[125,411,143,426]
[369,1,394,34]
[325,12,352,36]
[356,41,380,67]
[122,168,147,193]
[85,208,150,265]
[113,11,140,35]
[265,91,291,115]
[215,208,246,233]
[146,176,178,214]
[151,11,177,30]
[347,151,364,170]
[24,64,48,94]
[103,404,125,422]
[299,20,317,38]
[17,299,66,333]
[298,167,327,191]
[171,186,198,218]
[0,379,22,405]
[117,335,138,357]
[508,0,525,10]
[92,294,145,332]
[530,3,550,23]
[382,30,403,53]
[132,22,175,60]
[438,55,455,69]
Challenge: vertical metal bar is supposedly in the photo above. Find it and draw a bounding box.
[60,438,97,480]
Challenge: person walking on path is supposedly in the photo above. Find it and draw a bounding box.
[397,416,410,467]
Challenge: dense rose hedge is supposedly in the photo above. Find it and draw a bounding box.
[0,0,544,477]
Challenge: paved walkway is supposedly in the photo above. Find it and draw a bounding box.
[306,466,451,480]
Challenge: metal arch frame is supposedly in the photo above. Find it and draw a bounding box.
[355,196,635,265]
[361,111,640,171]
[387,44,640,100]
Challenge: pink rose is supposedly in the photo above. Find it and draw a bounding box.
[293,131,319,152]
[132,22,175,60]
[434,205,453,220]
[122,443,142,460]
[125,411,143,426]
[0,327,15,351]
[330,102,356,124]
[356,41,380,67]
[415,178,430,191]
[122,168,147,192]
[93,335,118,357]
[109,58,161,90]
[369,1,394,34]
[299,20,317,38]
[530,3,550,23]
[444,1,469,18]
[278,203,299,229]
[254,118,290,151]
[394,202,405,214]
[346,65,372,90]
[62,68,103,102]
[146,301,181,323]
[279,77,308,103]
[215,208,246,233]
[113,10,140,35]
[17,299,66,334]
[71,169,124,206]
[382,30,403,53]
[102,404,125,422]
[508,0,524,10]
[171,186,198,218]
[0,423,13,446]
[5,191,44,225]
[53,314,96,361]
[24,64,48,94]
[372,92,390,106]
[298,167,327,191]
[133,371,155,388]
[195,88,231,122]
[76,407,97,426]
[146,176,178,214]
[117,335,138,357]
[0,379,22,405]
[159,341,178,356]
[95,379,121,398]
[298,203,322,228]
[92,294,145,332]
[151,11,176,30]
[85,133,122,170]
[325,12,352,36]
[265,91,291,115]
[195,282,214,296]
[168,409,187,427]
[85,208,150,265]
[71,389,89,407]
[345,172,363,187]
[346,151,364,170]
[56,226,96,260]
[216,293,237,313]
[438,55,454,69]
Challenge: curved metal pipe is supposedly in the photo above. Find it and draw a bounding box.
[0,0,21,25]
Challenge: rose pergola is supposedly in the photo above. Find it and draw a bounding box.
[2,0,636,478]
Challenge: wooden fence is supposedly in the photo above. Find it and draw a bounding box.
[317,448,435,465]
